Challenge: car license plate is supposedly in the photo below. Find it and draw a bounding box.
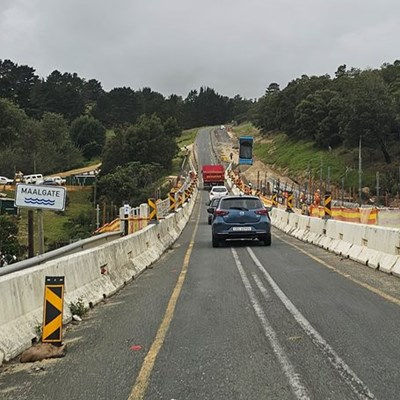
[232,227,252,231]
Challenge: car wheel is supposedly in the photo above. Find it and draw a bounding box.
[263,233,272,246]
[212,235,220,248]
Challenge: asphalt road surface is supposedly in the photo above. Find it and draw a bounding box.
[2,128,400,400]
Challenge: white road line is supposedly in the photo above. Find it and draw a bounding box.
[253,273,271,301]
[247,247,376,400]
[231,248,310,400]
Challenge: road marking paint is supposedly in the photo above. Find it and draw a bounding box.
[247,247,376,400]
[252,273,271,301]
[129,205,200,400]
[232,248,310,400]
[276,234,400,307]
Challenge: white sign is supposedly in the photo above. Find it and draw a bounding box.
[15,184,67,211]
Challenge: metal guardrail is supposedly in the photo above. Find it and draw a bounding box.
[0,231,122,276]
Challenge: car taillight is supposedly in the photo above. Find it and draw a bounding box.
[255,209,269,216]
[215,210,229,216]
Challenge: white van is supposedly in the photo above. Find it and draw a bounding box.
[43,176,66,185]
[23,174,44,185]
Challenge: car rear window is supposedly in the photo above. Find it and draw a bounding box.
[213,187,227,192]
[220,198,263,210]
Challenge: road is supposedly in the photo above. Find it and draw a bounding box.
[2,128,400,399]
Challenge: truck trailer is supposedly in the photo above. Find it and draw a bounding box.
[201,164,225,189]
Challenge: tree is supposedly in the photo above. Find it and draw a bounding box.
[82,79,104,106]
[70,116,106,159]
[124,114,178,170]
[96,161,164,206]
[163,117,181,137]
[30,70,85,120]
[101,115,178,174]
[294,89,343,147]
[39,112,83,171]
[91,87,144,128]
[0,59,39,112]
[341,71,396,164]
[0,98,27,147]
[0,215,25,265]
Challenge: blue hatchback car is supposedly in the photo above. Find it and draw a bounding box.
[210,195,271,247]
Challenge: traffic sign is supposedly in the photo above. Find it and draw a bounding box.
[15,184,67,211]
[42,276,65,344]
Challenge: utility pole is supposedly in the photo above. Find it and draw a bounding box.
[326,166,331,192]
[376,172,380,207]
[319,156,323,190]
[358,136,362,206]
[341,176,345,206]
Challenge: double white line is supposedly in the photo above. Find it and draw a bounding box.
[231,247,376,400]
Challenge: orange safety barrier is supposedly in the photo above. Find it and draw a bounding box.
[95,219,120,233]
[308,206,378,225]
[128,216,148,233]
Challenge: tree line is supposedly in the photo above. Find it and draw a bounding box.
[0,58,253,255]
[252,62,400,166]
[0,58,252,177]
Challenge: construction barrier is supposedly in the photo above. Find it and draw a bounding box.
[272,192,278,208]
[148,198,158,221]
[169,189,177,212]
[324,192,332,219]
[286,192,294,213]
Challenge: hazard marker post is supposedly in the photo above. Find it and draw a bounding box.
[148,198,158,223]
[324,192,332,219]
[42,276,65,344]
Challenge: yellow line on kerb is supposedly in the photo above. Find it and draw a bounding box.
[129,203,200,400]
[277,234,400,307]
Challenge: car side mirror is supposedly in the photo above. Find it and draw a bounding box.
[207,207,215,214]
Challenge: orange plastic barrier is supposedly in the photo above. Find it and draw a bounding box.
[307,206,377,225]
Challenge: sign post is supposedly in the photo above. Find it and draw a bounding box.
[15,184,67,256]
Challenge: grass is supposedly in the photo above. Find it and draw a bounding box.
[231,123,398,192]
[171,128,200,176]
[230,122,259,139]
[177,128,198,149]
[2,128,200,256]
[8,188,94,254]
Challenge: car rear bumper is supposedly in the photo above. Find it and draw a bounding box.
[212,223,270,239]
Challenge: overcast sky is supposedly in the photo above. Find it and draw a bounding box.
[1,0,400,99]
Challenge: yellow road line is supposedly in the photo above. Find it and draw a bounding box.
[129,203,200,400]
[276,234,400,307]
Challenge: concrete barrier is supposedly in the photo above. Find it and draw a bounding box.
[0,189,198,365]
[270,207,400,276]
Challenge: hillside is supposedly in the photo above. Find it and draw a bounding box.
[229,123,400,206]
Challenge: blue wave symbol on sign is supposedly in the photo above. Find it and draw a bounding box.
[24,198,56,206]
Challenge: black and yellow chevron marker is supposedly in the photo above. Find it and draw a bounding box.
[324,192,332,219]
[168,189,176,212]
[148,198,157,220]
[178,191,184,208]
[272,192,278,208]
[286,192,294,213]
[42,276,65,343]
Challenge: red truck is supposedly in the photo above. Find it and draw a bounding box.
[201,164,225,189]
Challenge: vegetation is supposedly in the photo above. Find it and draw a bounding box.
[251,62,400,195]
[69,297,87,317]
[233,124,398,198]
[3,56,400,255]
[0,215,25,265]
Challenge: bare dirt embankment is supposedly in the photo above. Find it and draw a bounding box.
[49,163,101,178]
[215,129,297,189]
